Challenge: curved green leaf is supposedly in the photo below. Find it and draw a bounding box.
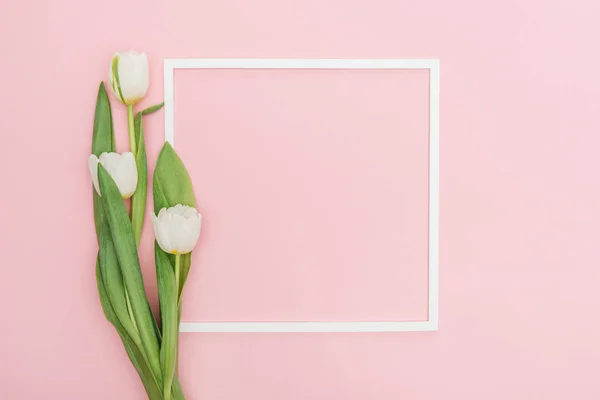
[98,165,162,384]
[96,257,117,326]
[120,333,164,400]
[141,102,164,116]
[91,82,115,155]
[99,221,141,343]
[96,260,163,400]
[153,142,196,213]
[172,376,185,400]
[91,82,115,242]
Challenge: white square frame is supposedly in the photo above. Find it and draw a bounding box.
[164,58,440,332]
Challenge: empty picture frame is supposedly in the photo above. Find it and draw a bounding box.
[164,58,440,332]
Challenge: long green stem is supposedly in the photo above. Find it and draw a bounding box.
[165,381,172,400]
[127,104,136,155]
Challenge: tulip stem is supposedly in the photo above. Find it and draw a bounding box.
[127,104,137,155]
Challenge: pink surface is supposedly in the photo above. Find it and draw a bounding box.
[175,69,429,322]
[1,0,600,399]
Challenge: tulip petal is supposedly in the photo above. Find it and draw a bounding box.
[109,52,149,105]
[117,52,149,105]
[152,212,170,254]
[88,155,100,195]
[97,152,138,199]
[151,205,201,255]
[110,55,125,104]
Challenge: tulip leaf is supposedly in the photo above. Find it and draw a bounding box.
[92,82,116,155]
[96,260,164,400]
[98,165,162,384]
[93,194,105,244]
[153,142,197,297]
[153,142,196,212]
[131,112,147,246]
[99,221,141,343]
[96,257,119,327]
[141,102,164,116]
[92,85,170,400]
[177,255,192,302]
[119,334,164,400]
[155,243,178,398]
[172,376,185,400]
[91,82,115,242]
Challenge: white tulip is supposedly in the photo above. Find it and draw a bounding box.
[152,205,202,255]
[108,51,149,105]
[88,152,138,199]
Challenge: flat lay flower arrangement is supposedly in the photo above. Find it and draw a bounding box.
[90,51,200,400]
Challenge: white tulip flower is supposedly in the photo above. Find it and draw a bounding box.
[88,152,138,199]
[109,51,149,105]
[152,205,202,255]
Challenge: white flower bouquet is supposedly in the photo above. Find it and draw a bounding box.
[90,51,199,400]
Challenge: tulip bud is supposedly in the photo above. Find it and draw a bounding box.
[88,152,138,199]
[152,205,202,255]
[108,51,149,105]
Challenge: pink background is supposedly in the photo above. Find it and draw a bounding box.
[1,0,600,399]
[175,68,430,322]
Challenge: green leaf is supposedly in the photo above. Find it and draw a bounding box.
[99,221,141,343]
[92,82,115,155]
[153,142,196,213]
[156,244,178,397]
[177,256,192,301]
[92,84,166,400]
[153,142,197,297]
[96,257,118,326]
[141,102,164,116]
[93,193,105,244]
[96,260,163,400]
[119,333,164,400]
[172,376,186,399]
[131,112,147,246]
[97,165,162,384]
[91,82,115,242]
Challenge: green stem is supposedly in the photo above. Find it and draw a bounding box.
[164,383,172,400]
[127,104,136,155]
